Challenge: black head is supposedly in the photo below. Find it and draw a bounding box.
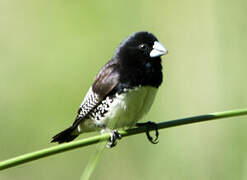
[113,31,168,88]
[115,31,167,68]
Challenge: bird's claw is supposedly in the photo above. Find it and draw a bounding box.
[107,130,122,148]
[136,121,159,144]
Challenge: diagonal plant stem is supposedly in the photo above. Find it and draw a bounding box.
[0,108,247,171]
[80,141,106,180]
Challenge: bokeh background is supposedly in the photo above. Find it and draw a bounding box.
[1,0,247,179]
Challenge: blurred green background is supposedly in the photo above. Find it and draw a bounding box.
[1,0,247,179]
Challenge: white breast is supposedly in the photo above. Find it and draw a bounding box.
[97,86,158,129]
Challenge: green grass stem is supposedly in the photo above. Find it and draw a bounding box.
[0,108,247,171]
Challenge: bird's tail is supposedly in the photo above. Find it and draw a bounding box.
[51,126,79,144]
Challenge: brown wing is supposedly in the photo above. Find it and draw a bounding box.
[51,61,120,143]
[72,61,120,127]
[92,62,119,99]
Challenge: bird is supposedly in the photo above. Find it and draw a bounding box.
[51,31,168,148]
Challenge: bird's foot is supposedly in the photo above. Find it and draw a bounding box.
[136,121,159,144]
[107,130,122,148]
[101,129,122,148]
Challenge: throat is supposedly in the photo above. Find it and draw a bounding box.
[118,64,163,90]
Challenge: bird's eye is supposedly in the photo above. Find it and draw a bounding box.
[139,44,148,50]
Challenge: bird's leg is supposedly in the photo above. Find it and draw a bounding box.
[108,130,122,148]
[136,121,159,144]
[101,129,122,148]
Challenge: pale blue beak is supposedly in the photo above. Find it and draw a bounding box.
[150,41,168,58]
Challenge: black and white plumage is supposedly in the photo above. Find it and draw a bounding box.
[51,31,168,147]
